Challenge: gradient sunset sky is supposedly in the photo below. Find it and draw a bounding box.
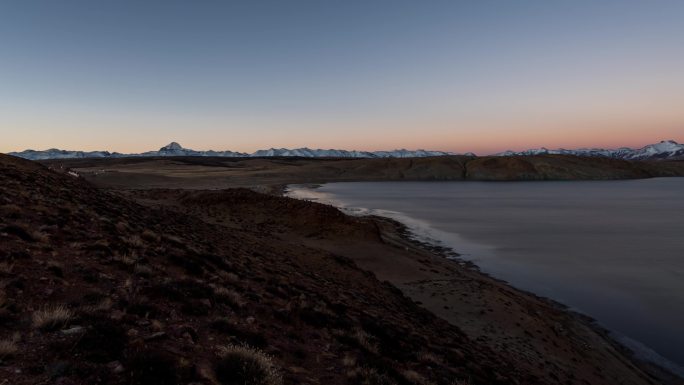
[1,1,682,155]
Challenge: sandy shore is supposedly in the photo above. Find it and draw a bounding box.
[297,215,675,385]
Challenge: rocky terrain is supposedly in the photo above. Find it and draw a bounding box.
[1,153,681,384]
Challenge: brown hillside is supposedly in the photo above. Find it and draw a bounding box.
[0,154,525,384]
[40,155,684,191]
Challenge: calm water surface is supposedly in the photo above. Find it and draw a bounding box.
[288,179,684,373]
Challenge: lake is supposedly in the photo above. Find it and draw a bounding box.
[287,178,684,375]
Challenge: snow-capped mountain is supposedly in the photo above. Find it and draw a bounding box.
[10,140,682,161]
[250,147,453,158]
[495,140,684,161]
[8,142,454,160]
[8,149,122,160]
[623,140,684,160]
[138,142,248,157]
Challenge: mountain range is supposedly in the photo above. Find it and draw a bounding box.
[496,140,684,160]
[7,140,684,161]
[8,142,459,160]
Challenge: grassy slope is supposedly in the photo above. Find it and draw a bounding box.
[0,154,525,384]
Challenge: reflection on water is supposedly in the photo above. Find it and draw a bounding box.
[288,179,684,375]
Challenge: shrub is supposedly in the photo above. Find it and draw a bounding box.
[214,345,281,385]
[32,305,73,330]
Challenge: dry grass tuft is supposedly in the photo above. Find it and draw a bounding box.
[417,351,441,365]
[80,297,114,314]
[352,328,378,354]
[214,344,282,385]
[124,235,144,248]
[222,272,240,283]
[402,370,434,385]
[0,262,14,275]
[134,263,154,276]
[346,367,396,385]
[141,229,160,242]
[32,305,73,330]
[341,353,357,367]
[114,221,129,233]
[1,203,22,217]
[31,230,50,243]
[211,285,245,308]
[0,338,18,359]
[114,252,138,266]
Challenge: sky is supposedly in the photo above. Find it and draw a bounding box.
[1,0,683,155]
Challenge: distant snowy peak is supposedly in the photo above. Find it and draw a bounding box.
[160,142,183,151]
[625,140,684,160]
[9,149,119,160]
[8,142,455,160]
[496,140,684,161]
[11,140,682,161]
[146,142,244,157]
[249,147,454,158]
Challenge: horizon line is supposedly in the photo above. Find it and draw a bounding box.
[5,138,681,157]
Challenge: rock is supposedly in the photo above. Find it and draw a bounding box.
[143,331,167,341]
[60,326,84,335]
[107,360,125,374]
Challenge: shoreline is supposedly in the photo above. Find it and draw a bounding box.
[285,183,684,384]
[376,214,683,383]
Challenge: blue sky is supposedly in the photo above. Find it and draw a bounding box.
[1,1,683,153]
